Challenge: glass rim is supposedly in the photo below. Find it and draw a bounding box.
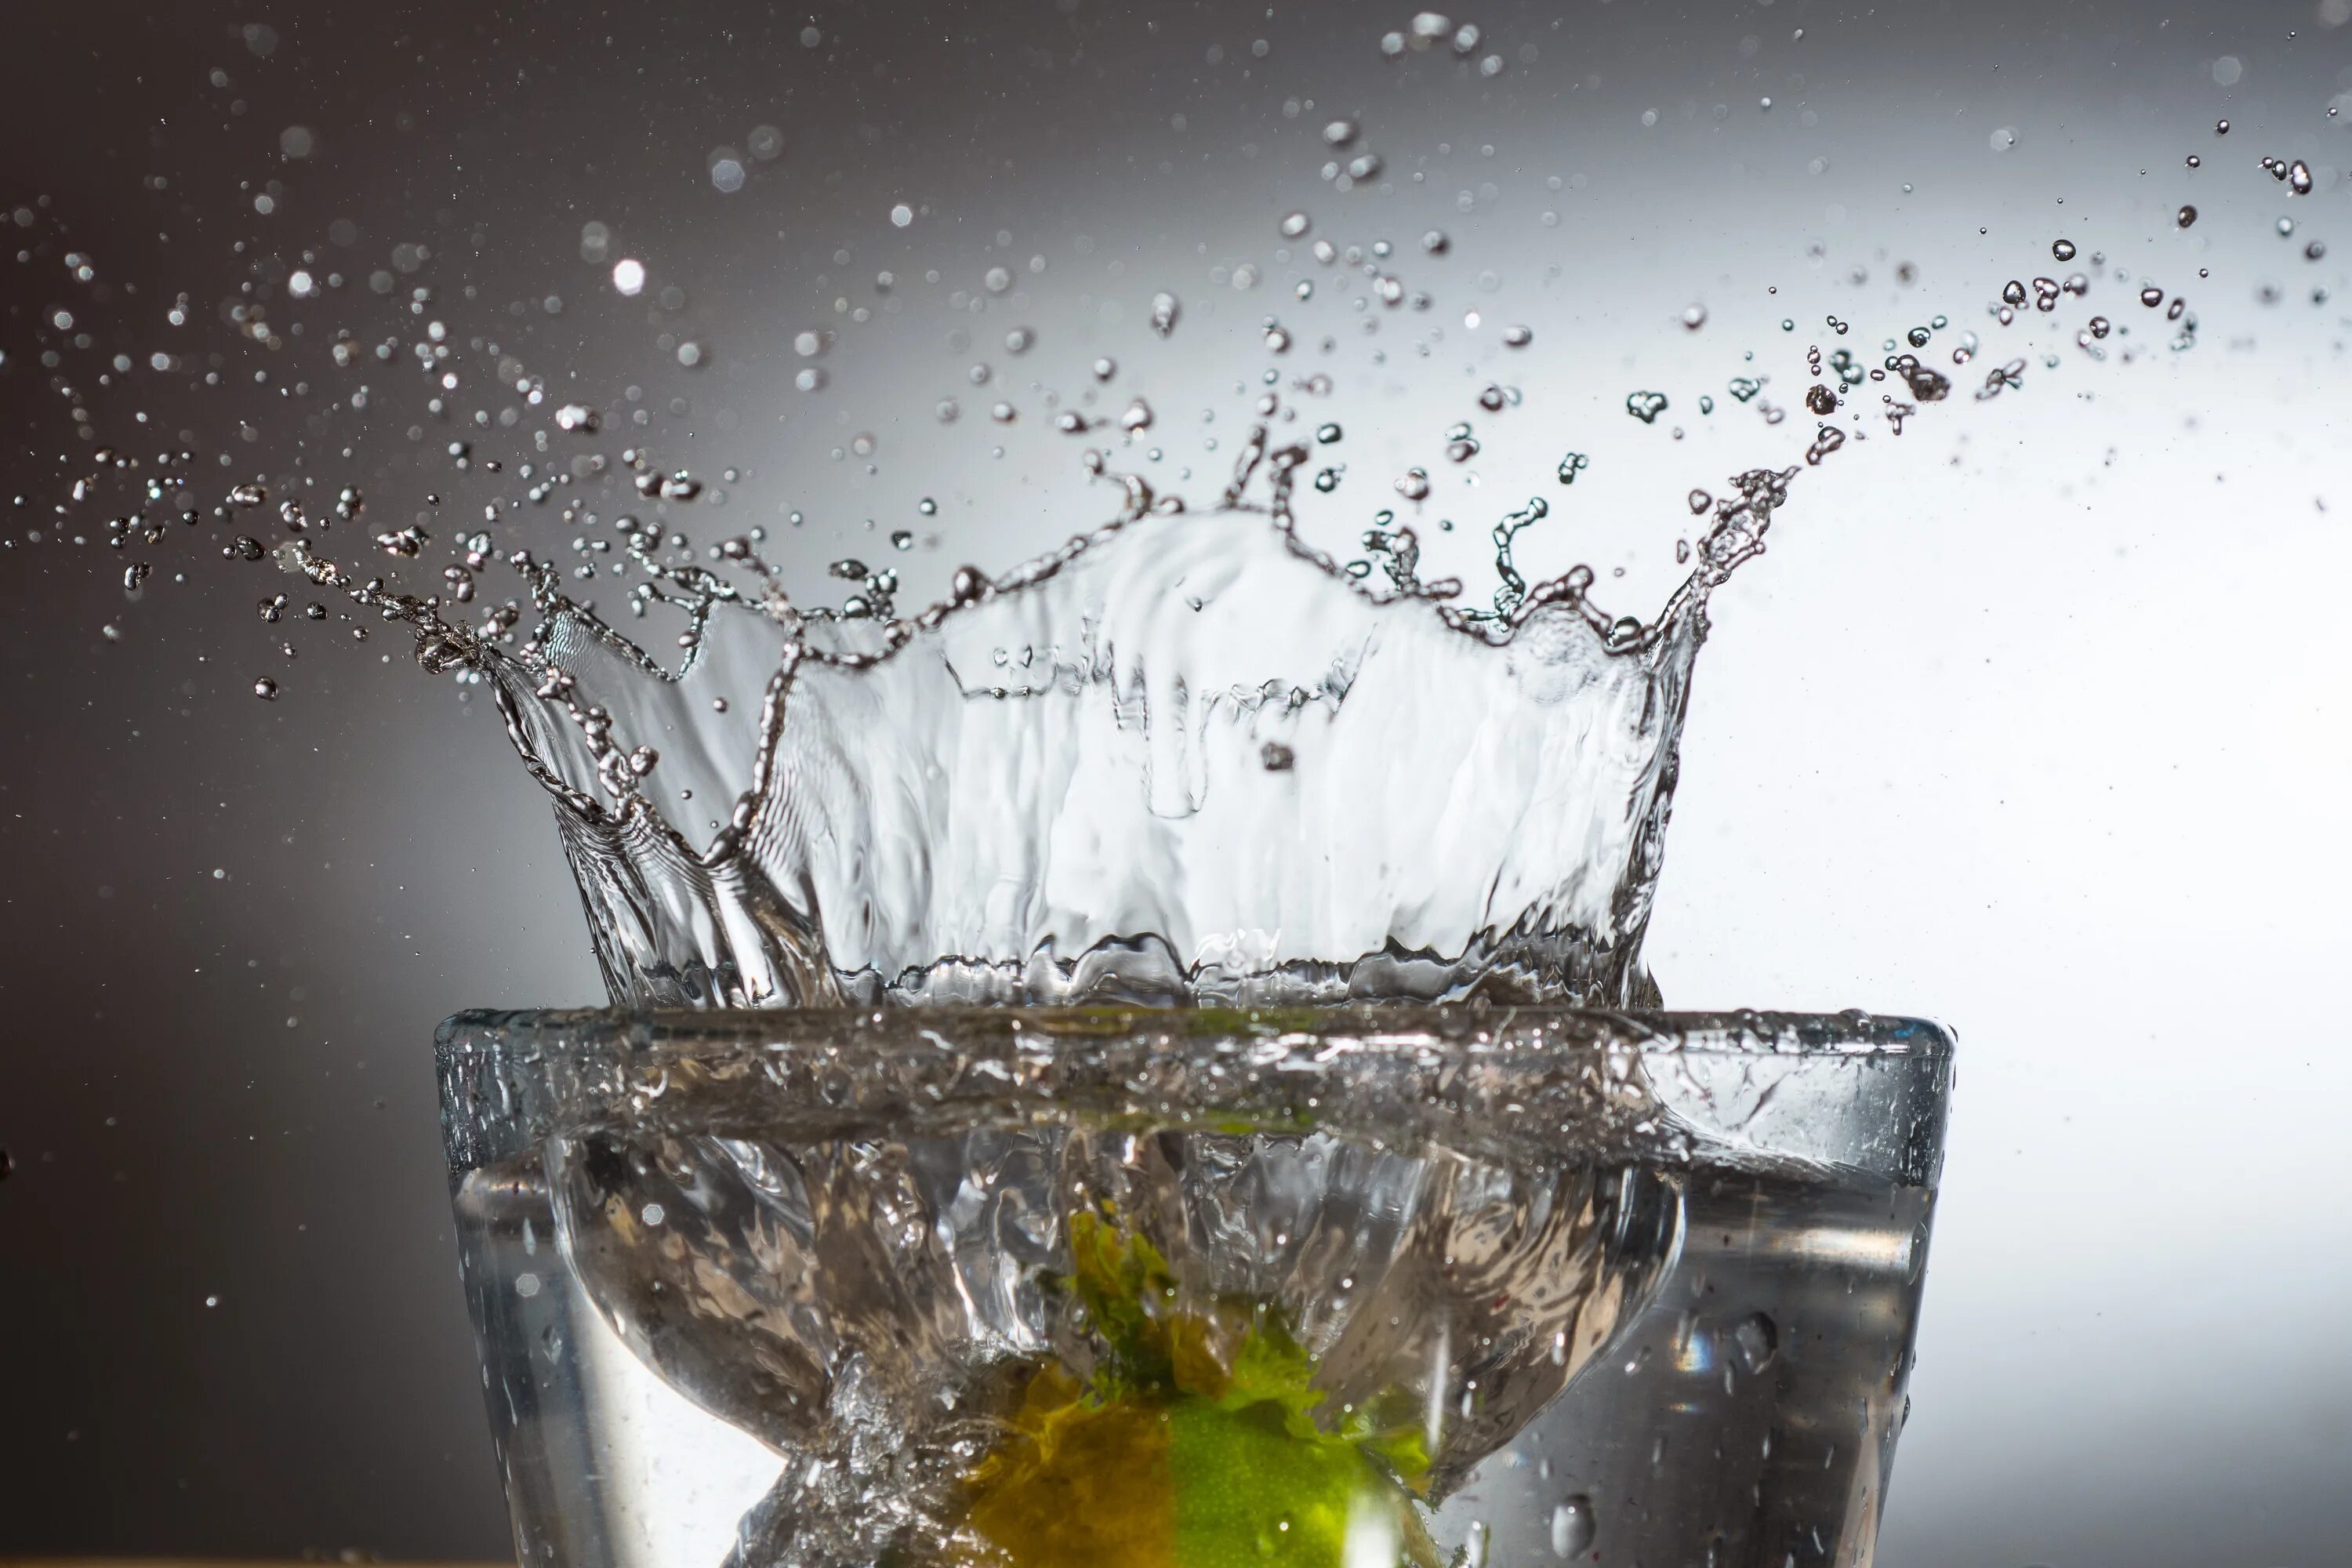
[437,1006,1953,1190]
[436,1004,1953,1062]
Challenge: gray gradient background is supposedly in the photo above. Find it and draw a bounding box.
[3,0,2348,1560]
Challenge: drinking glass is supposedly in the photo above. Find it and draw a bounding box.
[439,1004,1950,1568]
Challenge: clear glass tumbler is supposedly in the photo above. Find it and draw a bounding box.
[439,1005,1951,1568]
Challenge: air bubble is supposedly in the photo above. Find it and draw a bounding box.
[1550,1496,1596,1557]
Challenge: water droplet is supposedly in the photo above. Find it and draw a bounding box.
[890,203,914,227]
[1004,326,1035,354]
[2215,118,2230,135]
[2052,238,2077,261]
[2176,204,2198,228]
[612,258,646,296]
[1624,390,1668,423]
[1556,451,1591,484]
[1323,117,1359,147]
[1681,303,1708,329]
[2000,279,2027,305]
[1279,211,1312,239]
[1120,398,1155,432]
[1501,325,1534,347]
[1687,488,1712,514]
[1091,357,1117,381]
[2140,285,2165,307]
[554,403,599,433]
[1316,422,1343,444]
[252,677,279,700]
[1149,292,1181,337]
[1395,467,1432,500]
[1421,229,1450,255]
[1260,742,1295,771]
[1551,1496,1597,1557]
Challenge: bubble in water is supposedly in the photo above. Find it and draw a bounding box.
[1119,397,1154,432]
[252,677,278,700]
[983,266,1013,295]
[2140,285,2165,307]
[2215,118,2230,135]
[2288,159,2315,195]
[2087,314,2111,339]
[1312,467,1341,492]
[934,397,960,423]
[1550,1495,1596,1557]
[1733,1311,1780,1374]
[1004,326,1035,354]
[1686,488,1712,514]
[2052,239,2077,262]
[2276,216,2295,237]
[1556,451,1591,484]
[1316,422,1344,443]
[1260,741,1295,771]
[890,203,913,227]
[747,125,784,161]
[2187,154,2201,168]
[554,403,599,434]
[1680,303,1708,330]
[707,151,746,194]
[2000,279,2027,306]
[2176,205,2198,228]
[2308,240,2328,261]
[1323,117,1359,147]
[1501,325,1534,347]
[1410,13,1451,48]
[612,258,647,296]
[1091,356,1117,381]
[1395,467,1432,500]
[796,368,826,393]
[1624,390,1668,423]
[1280,210,1312,239]
[227,481,267,508]
[1421,229,1450,255]
[1149,292,1181,337]
[1264,323,1292,353]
